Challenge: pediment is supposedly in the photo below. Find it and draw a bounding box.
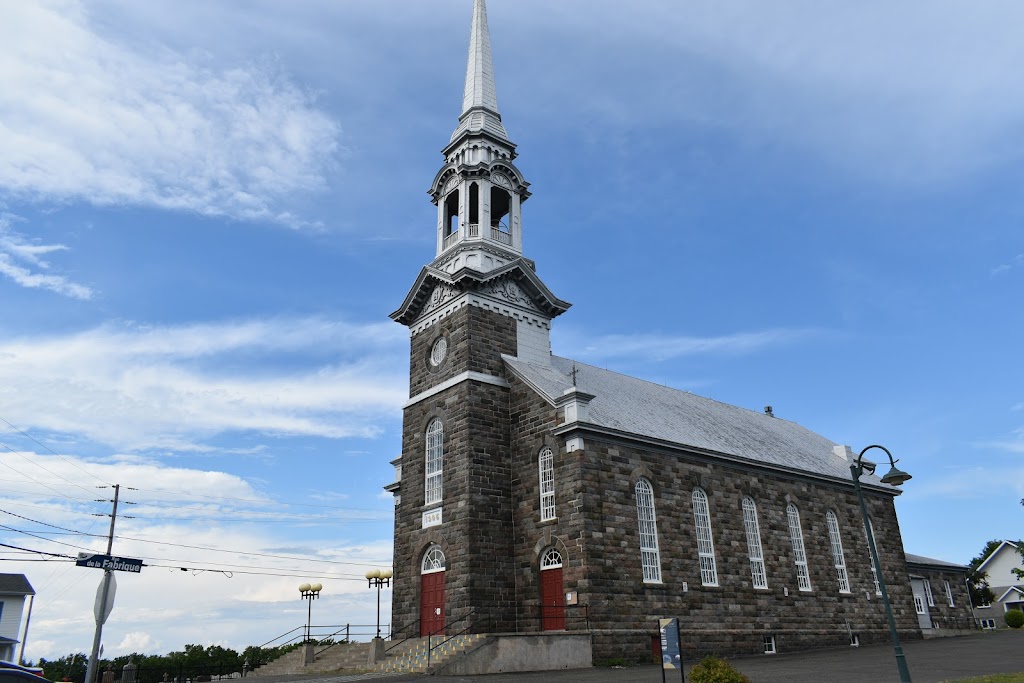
[390,259,571,327]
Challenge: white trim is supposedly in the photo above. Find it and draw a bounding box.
[421,545,446,574]
[693,488,719,587]
[923,580,935,607]
[944,580,954,607]
[763,635,776,655]
[635,478,662,583]
[742,497,768,590]
[996,586,1024,602]
[976,540,1020,574]
[787,504,812,591]
[538,447,556,521]
[405,371,510,408]
[540,548,563,570]
[826,510,851,594]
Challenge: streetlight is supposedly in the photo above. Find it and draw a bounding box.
[850,444,913,683]
[366,569,393,639]
[299,582,322,644]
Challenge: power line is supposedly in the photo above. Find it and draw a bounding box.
[0,415,110,486]
[0,441,104,509]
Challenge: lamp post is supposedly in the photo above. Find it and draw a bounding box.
[850,444,913,683]
[365,569,393,639]
[298,582,322,644]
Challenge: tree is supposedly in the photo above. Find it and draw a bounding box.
[967,539,1000,606]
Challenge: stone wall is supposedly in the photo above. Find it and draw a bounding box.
[503,373,921,661]
[392,304,519,634]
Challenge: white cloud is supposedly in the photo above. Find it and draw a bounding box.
[0,214,92,299]
[573,328,814,362]
[0,451,394,661]
[0,317,407,451]
[991,254,1024,277]
[0,0,339,225]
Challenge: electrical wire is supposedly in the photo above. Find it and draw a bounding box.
[0,441,104,508]
[0,415,110,486]
[0,439,106,500]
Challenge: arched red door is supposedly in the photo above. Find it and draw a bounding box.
[540,548,565,631]
[420,545,446,636]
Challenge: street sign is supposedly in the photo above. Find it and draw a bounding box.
[76,553,143,573]
[94,573,116,625]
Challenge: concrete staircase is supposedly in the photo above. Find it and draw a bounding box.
[375,634,488,674]
[251,642,374,676]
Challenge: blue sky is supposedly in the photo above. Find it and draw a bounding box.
[0,0,1022,661]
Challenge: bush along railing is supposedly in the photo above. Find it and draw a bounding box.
[426,607,491,670]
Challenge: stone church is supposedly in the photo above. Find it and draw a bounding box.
[386,0,921,660]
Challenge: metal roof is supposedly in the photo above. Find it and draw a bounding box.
[504,355,897,491]
[450,0,510,144]
[904,553,968,571]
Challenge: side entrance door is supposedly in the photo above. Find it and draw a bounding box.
[540,548,565,631]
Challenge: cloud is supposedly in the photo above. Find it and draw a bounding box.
[0,317,407,451]
[0,214,92,299]
[0,0,340,226]
[991,254,1024,277]
[574,328,815,362]
[0,451,394,661]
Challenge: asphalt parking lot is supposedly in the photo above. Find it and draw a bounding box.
[257,629,1023,683]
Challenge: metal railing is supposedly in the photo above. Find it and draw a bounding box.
[426,607,491,670]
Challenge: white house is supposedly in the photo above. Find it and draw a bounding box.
[0,574,34,662]
[972,540,1023,629]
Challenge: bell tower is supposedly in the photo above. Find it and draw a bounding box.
[429,0,529,275]
[388,0,570,637]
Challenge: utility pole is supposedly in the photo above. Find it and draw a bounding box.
[85,484,120,683]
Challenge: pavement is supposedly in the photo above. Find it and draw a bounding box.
[249,629,1024,683]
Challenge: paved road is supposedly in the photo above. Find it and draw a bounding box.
[254,630,1023,683]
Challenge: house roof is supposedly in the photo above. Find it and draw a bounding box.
[996,586,1024,603]
[905,553,968,571]
[976,540,1021,574]
[0,574,34,596]
[504,355,898,491]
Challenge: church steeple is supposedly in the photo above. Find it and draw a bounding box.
[451,0,509,145]
[428,0,530,275]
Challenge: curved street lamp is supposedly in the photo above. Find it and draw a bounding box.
[299,582,322,644]
[850,444,912,683]
[366,569,393,639]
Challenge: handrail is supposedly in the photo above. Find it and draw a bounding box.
[256,625,304,650]
[312,624,381,656]
[426,607,490,670]
[384,615,421,654]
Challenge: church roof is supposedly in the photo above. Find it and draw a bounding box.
[449,0,510,145]
[904,553,968,571]
[503,355,899,492]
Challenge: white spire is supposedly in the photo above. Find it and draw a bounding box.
[451,0,509,143]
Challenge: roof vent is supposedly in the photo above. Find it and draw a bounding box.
[764,406,774,417]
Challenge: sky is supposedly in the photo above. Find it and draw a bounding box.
[0,0,1022,663]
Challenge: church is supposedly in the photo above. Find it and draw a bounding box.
[385,0,922,661]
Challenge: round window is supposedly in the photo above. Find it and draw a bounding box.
[430,337,448,367]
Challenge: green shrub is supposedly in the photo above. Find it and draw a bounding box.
[688,655,751,683]
[1005,609,1024,629]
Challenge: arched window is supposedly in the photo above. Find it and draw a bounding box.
[540,548,562,570]
[538,447,555,521]
[444,190,459,238]
[424,419,444,506]
[786,503,812,591]
[826,510,851,593]
[864,519,881,595]
[742,497,768,589]
[692,488,719,586]
[634,478,661,583]
[421,545,446,574]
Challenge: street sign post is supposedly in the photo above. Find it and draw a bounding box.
[659,617,685,683]
[76,554,143,573]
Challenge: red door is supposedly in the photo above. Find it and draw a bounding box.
[420,571,445,636]
[540,567,565,630]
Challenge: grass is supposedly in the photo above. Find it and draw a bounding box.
[944,675,1024,683]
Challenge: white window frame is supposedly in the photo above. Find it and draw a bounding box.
[741,497,768,589]
[944,580,954,607]
[825,510,851,593]
[914,595,925,614]
[981,618,995,629]
[634,478,662,583]
[538,447,555,521]
[424,419,444,506]
[692,488,719,587]
[786,503,812,591]
[429,337,448,366]
[422,545,446,574]
[923,580,935,607]
[864,520,882,596]
[541,547,562,570]
[763,635,776,654]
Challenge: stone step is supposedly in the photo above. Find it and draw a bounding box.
[375,634,488,673]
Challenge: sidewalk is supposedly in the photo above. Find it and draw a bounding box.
[251,629,1023,683]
